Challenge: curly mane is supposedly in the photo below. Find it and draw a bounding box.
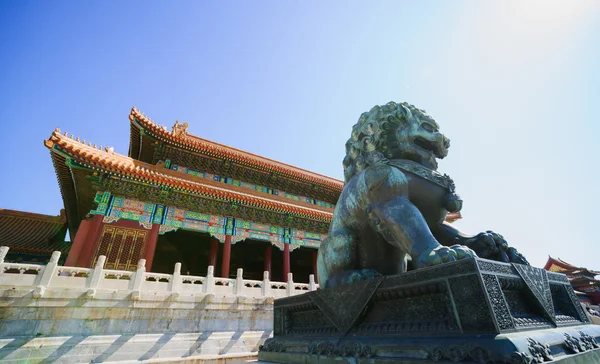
[342,102,431,182]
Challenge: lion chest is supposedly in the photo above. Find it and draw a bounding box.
[406,175,449,226]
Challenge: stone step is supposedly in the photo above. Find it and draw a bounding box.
[0,332,269,363]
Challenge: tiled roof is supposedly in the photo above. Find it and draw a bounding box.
[0,209,69,253]
[544,256,600,275]
[445,211,462,223]
[44,130,334,222]
[129,107,345,192]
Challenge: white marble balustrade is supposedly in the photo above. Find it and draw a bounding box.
[0,246,318,300]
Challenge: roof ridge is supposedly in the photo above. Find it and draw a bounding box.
[0,208,66,223]
[129,107,344,189]
[46,128,116,154]
[45,132,334,220]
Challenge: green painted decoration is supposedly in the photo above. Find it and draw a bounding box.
[170,163,335,209]
[90,192,324,249]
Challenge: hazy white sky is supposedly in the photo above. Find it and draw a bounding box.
[0,1,598,269]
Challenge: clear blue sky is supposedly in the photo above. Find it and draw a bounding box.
[1,1,599,269]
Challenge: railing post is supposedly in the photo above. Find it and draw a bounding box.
[0,246,9,264]
[286,272,294,297]
[170,262,181,300]
[86,255,106,298]
[204,265,215,295]
[261,271,271,298]
[131,259,146,301]
[33,251,61,298]
[309,274,317,291]
[236,268,244,296]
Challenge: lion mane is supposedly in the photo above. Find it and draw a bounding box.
[342,101,435,182]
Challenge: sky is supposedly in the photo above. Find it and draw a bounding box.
[0,1,599,269]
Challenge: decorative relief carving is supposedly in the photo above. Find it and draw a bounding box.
[308,277,383,334]
[546,271,570,284]
[477,259,516,275]
[565,285,592,323]
[387,159,454,190]
[380,259,476,290]
[513,264,556,322]
[563,333,583,353]
[449,274,496,333]
[482,274,515,331]
[510,352,534,364]
[445,345,468,362]
[263,257,600,364]
[259,339,285,353]
[338,341,373,358]
[579,331,600,350]
[526,337,553,362]
[315,341,336,356]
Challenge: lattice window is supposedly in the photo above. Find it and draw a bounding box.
[92,225,147,271]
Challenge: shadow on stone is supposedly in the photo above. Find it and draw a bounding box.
[183,331,212,358]
[138,332,177,361]
[91,333,134,363]
[39,335,86,364]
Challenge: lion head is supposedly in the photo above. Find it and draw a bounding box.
[342,102,450,182]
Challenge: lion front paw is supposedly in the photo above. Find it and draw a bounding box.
[326,269,382,288]
[413,244,476,269]
[461,231,530,265]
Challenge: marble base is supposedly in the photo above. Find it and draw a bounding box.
[0,333,266,364]
[0,288,272,363]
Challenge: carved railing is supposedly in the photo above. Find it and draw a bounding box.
[0,246,318,299]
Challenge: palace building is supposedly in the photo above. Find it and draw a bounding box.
[0,208,69,264]
[3,106,461,283]
[39,107,348,283]
[544,256,600,305]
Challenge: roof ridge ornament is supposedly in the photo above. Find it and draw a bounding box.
[172,120,189,137]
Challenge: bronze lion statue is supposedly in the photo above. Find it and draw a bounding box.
[317,102,528,288]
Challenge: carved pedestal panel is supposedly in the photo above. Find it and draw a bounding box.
[259,258,600,363]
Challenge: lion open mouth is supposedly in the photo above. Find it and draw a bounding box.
[414,136,447,158]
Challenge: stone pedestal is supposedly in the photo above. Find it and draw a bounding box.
[259,258,600,363]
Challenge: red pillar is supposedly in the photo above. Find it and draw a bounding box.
[312,249,318,283]
[209,238,219,268]
[264,245,272,277]
[65,218,92,266]
[78,214,104,267]
[283,243,290,281]
[221,234,232,278]
[143,223,160,272]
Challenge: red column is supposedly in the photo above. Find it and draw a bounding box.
[220,234,232,278]
[312,249,318,283]
[78,214,104,267]
[283,243,290,281]
[264,245,272,277]
[209,238,219,268]
[65,218,92,266]
[143,223,160,272]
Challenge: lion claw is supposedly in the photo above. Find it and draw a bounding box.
[325,269,383,288]
[414,244,476,269]
[460,231,528,265]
